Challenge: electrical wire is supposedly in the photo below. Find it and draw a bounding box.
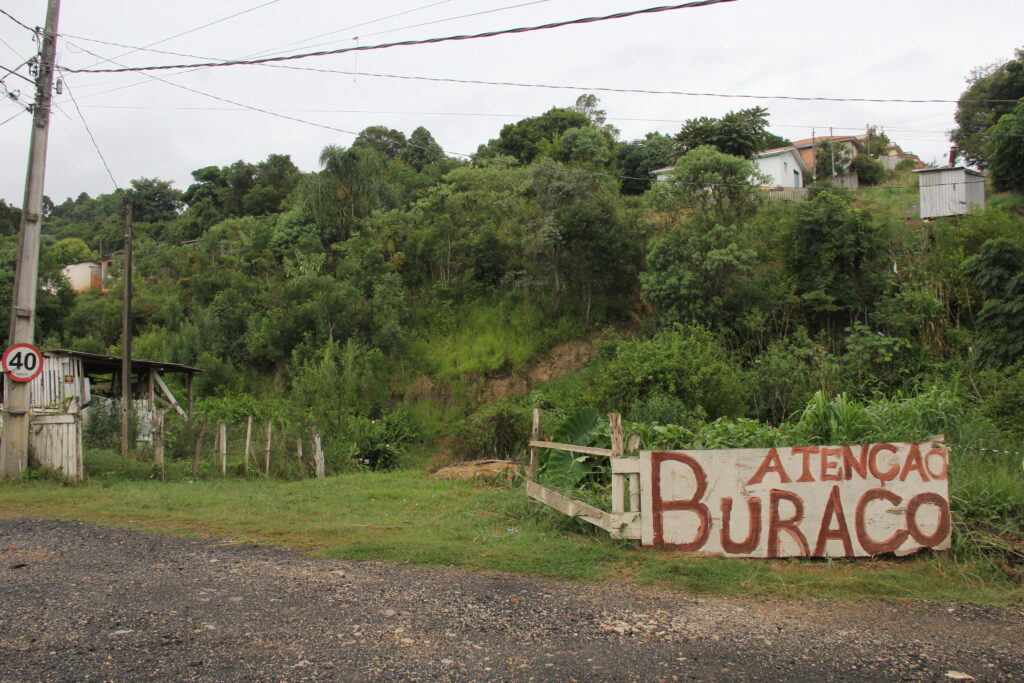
[266,0,555,57]
[61,0,739,74]
[79,0,281,71]
[58,73,119,189]
[0,109,25,127]
[1,59,35,85]
[0,8,36,34]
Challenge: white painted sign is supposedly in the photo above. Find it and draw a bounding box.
[638,442,950,558]
[2,343,44,383]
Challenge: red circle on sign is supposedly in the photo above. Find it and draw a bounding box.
[2,343,44,383]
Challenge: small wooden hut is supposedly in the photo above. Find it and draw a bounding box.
[3,350,202,478]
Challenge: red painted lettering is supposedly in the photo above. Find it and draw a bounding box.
[720,496,762,554]
[924,448,948,480]
[767,489,809,557]
[855,488,908,555]
[820,447,842,481]
[651,451,710,551]
[813,486,854,556]
[745,448,791,486]
[868,443,900,483]
[906,493,951,547]
[793,446,819,483]
[899,443,930,482]
[843,444,868,480]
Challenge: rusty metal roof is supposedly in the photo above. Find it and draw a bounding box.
[44,349,204,375]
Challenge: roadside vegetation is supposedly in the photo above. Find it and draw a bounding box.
[2,52,1024,604]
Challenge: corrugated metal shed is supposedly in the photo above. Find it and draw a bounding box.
[914,167,986,219]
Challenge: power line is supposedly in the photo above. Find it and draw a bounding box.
[244,0,457,59]
[78,0,281,71]
[61,0,739,74]
[265,0,555,57]
[58,73,119,190]
[1,58,35,85]
[0,8,36,33]
[0,109,26,127]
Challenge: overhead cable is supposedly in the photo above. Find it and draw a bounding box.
[0,8,36,33]
[57,73,119,189]
[60,0,738,74]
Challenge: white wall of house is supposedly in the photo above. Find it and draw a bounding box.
[753,148,806,188]
[61,261,101,293]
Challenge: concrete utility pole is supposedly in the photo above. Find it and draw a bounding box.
[1,0,61,479]
[120,195,133,459]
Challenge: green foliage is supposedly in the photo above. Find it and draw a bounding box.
[401,126,445,171]
[813,140,853,179]
[985,98,1024,193]
[538,407,605,489]
[484,106,592,163]
[849,153,887,186]
[641,221,757,328]
[783,190,888,325]
[648,146,768,226]
[591,325,747,420]
[951,47,1024,168]
[353,125,408,159]
[617,132,677,195]
[674,106,775,159]
[0,198,20,236]
[963,238,1024,367]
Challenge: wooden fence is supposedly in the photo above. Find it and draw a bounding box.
[150,413,325,480]
[526,409,642,540]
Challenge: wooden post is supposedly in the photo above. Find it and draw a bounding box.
[219,421,227,475]
[528,408,540,482]
[263,420,272,475]
[610,413,624,513]
[295,438,304,476]
[153,409,166,481]
[191,418,208,477]
[312,427,325,478]
[120,195,133,461]
[186,374,194,420]
[211,423,220,470]
[243,416,253,476]
[627,433,641,513]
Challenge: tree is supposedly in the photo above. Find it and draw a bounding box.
[951,48,1024,168]
[648,146,768,226]
[986,98,1024,193]
[572,93,619,138]
[783,190,887,325]
[482,106,591,163]
[813,140,853,179]
[353,126,408,159]
[963,237,1024,367]
[849,153,887,186]
[674,106,776,159]
[618,132,677,195]
[550,126,615,168]
[129,177,183,223]
[400,126,445,171]
[0,199,20,236]
[862,125,891,157]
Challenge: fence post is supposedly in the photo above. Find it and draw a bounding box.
[528,408,540,482]
[243,416,253,476]
[295,438,304,476]
[191,418,208,477]
[219,421,227,475]
[263,420,272,476]
[627,433,641,513]
[312,426,325,478]
[610,413,624,514]
[153,409,166,481]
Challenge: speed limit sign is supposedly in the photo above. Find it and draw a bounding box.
[3,343,44,383]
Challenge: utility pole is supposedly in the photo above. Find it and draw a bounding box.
[1,0,61,479]
[120,195,133,459]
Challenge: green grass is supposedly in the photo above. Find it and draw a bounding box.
[412,298,578,380]
[2,464,1021,606]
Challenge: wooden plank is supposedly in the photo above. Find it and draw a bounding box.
[219,422,227,475]
[153,372,187,421]
[612,473,625,514]
[529,441,615,457]
[243,416,253,475]
[263,420,272,475]
[610,457,641,474]
[609,512,643,540]
[528,408,540,482]
[191,418,208,477]
[609,413,623,456]
[312,427,325,478]
[526,481,610,531]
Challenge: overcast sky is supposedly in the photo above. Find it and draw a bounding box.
[1,0,1021,207]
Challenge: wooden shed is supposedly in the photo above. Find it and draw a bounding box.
[3,350,202,479]
[914,167,986,218]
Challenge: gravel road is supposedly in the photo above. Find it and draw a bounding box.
[1,517,1021,681]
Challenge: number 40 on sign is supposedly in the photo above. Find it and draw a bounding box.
[2,343,44,383]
